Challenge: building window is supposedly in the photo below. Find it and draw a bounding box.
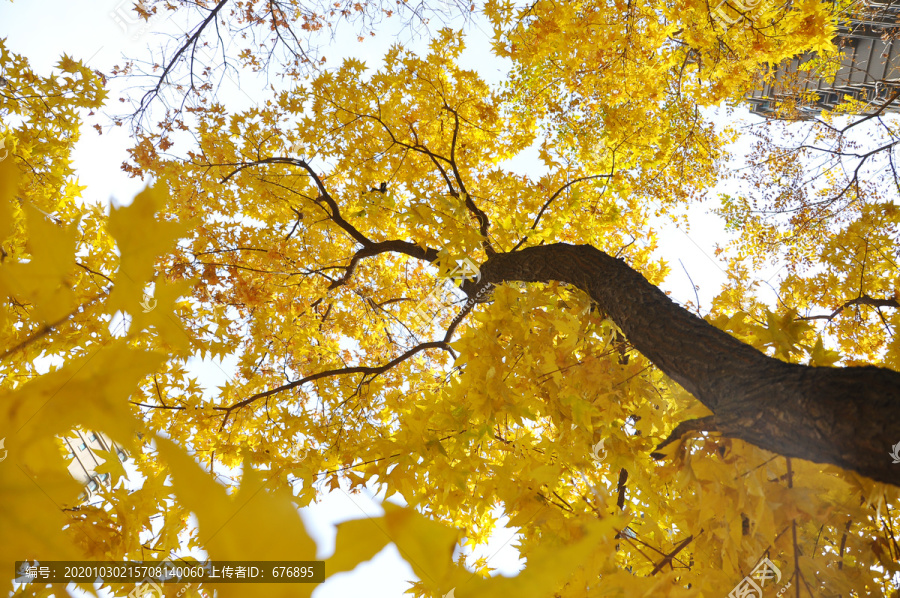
[89,433,97,442]
[118,451,127,461]
[99,473,110,483]
[87,480,99,491]
[78,443,87,451]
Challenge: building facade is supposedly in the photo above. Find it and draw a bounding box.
[63,429,128,500]
[747,0,900,117]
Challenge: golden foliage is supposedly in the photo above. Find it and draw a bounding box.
[2,1,900,596]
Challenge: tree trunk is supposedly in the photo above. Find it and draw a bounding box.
[475,243,900,486]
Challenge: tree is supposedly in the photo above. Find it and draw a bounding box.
[0,38,526,598]
[4,0,900,597]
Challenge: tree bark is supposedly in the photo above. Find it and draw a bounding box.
[475,243,900,487]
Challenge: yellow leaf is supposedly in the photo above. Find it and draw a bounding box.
[156,437,317,598]
[106,184,192,316]
[129,277,197,353]
[809,336,840,367]
[92,447,128,486]
[4,342,163,454]
[0,441,82,566]
[0,154,18,242]
[528,464,561,487]
[383,502,460,586]
[325,515,392,577]
[463,515,621,597]
[0,204,79,323]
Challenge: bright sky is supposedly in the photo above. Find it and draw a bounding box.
[0,1,763,596]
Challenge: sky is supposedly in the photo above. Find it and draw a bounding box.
[0,1,765,596]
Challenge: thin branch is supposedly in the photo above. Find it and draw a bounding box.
[215,340,454,421]
[135,0,230,118]
[839,88,900,134]
[442,104,493,253]
[0,291,107,361]
[650,415,718,459]
[130,401,186,410]
[797,294,899,322]
[650,534,695,575]
[511,173,613,252]
[75,261,114,284]
[678,259,701,315]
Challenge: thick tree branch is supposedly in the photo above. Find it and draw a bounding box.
[479,243,900,486]
[219,157,439,287]
[328,240,439,290]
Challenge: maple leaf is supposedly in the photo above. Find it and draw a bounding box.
[156,437,318,598]
[92,448,129,486]
[106,184,192,317]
